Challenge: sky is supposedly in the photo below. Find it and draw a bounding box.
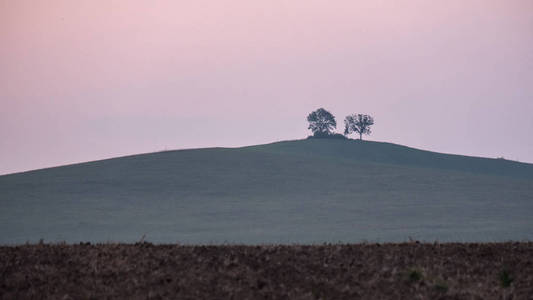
[1,0,533,175]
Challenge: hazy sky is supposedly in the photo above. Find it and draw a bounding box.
[1,0,532,175]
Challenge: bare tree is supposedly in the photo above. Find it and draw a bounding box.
[344,114,374,140]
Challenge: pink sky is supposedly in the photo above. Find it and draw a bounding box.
[1,0,533,174]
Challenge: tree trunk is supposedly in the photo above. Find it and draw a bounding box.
[359,132,362,140]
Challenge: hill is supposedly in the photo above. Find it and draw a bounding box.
[1,139,532,244]
[248,139,533,179]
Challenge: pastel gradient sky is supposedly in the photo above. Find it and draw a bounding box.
[1,0,533,175]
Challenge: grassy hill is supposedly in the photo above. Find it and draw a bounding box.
[248,139,533,179]
[1,138,532,244]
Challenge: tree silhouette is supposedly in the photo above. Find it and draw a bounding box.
[307,108,337,137]
[344,114,374,140]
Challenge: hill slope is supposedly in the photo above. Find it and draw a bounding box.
[1,139,532,244]
[248,139,533,179]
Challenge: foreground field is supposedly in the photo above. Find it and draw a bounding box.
[1,242,532,299]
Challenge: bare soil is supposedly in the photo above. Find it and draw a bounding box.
[1,242,532,299]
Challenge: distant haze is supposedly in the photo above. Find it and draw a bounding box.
[1,0,532,175]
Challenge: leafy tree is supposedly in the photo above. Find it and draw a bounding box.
[307,108,337,136]
[344,114,374,140]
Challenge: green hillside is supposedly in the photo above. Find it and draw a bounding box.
[248,139,533,179]
[1,139,532,244]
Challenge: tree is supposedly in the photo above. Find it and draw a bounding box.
[307,108,337,137]
[344,114,374,140]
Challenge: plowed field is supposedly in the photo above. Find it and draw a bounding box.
[1,242,532,299]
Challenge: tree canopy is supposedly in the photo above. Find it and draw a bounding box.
[344,114,374,140]
[307,108,337,137]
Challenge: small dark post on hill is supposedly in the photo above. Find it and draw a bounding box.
[344,114,374,140]
[307,108,337,137]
